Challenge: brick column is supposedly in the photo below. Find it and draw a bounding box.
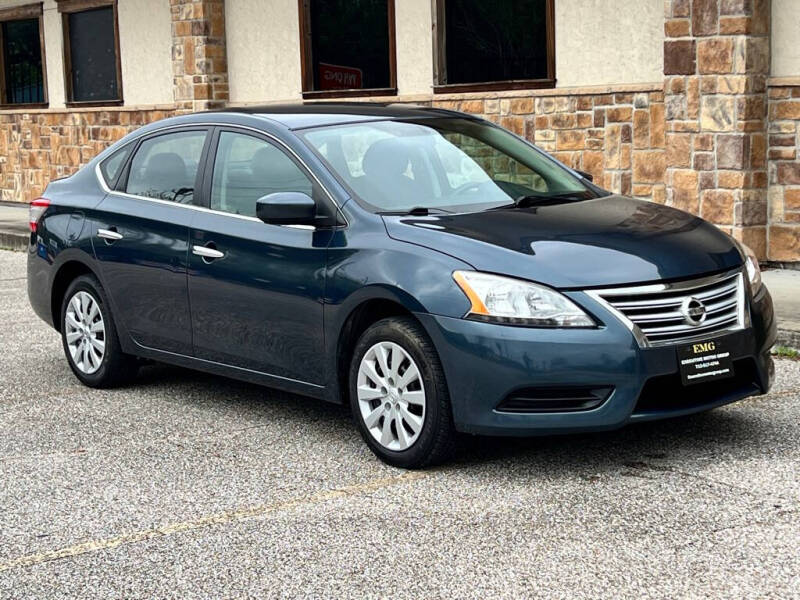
[170,0,229,113]
[664,0,770,258]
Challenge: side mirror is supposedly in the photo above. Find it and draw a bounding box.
[575,170,594,182]
[256,192,317,226]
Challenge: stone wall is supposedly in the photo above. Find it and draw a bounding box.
[432,87,666,204]
[170,0,229,112]
[0,108,176,202]
[768,84,800,260]
[663,0,770,258]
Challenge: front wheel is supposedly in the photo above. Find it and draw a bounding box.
[60,274,138,388]
[349,317,456,468]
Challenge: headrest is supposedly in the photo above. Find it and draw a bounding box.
[362,138,411,178]
[145,152,186,182]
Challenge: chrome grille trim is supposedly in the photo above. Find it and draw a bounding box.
[585,270,747,348]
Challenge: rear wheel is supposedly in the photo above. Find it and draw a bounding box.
[349,317,455,468]
[60,275,137,388]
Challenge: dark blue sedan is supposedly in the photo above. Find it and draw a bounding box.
[27,104,777,467]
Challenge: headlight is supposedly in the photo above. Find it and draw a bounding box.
[739,242,762,292]
[453,271,595,327]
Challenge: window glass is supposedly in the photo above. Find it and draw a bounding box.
[308,0,391,91]
[67,7,119,102]
[1,18,44,104]
[99,144,132,188]
[126,131,207,203]
[437,132,546,192]
[302,119,588,213]
[210,132,313,217]
[442,0,548,85]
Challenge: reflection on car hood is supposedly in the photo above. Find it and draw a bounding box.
[382,196,743,288]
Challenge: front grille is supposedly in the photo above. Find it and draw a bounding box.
[587,270,745,347]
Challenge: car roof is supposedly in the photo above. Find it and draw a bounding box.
[211,102,467,130]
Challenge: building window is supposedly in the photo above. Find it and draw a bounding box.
[57,0,122,105]
[433,0,555,93]
[298,0,396,98]
[0,4,47,107]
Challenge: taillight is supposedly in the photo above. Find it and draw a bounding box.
[29,197,50,232]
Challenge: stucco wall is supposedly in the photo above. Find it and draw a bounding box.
[555,0,663,88]
[117,0,173,106]
[41,0,65,108]
[395,0,433,95]
[772,0,800,78]
[226,0,302,103]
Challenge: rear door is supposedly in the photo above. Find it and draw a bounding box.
[93,127,210,354]
[187,127,331,384]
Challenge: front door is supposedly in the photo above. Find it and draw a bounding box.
[188,129,331,384]
[93,128,210,354]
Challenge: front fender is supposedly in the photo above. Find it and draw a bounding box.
[322,229,472,401]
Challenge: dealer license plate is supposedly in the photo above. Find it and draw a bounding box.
[677,337,735,386]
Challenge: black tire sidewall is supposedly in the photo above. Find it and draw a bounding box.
[349,317,451,468]
[60,275,125,387]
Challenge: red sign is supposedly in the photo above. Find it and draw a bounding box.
[318,62,363,90]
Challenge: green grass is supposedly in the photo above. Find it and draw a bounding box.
[772,346,800,360]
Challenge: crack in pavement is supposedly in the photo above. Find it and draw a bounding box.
[0,470,428,574]
[666,509,799,553]
[623,460,800,507]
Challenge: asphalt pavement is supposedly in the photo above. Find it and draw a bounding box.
[0,249,799,598]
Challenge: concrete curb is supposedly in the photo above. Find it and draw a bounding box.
[775,329,800,351]
[0,232,27,252]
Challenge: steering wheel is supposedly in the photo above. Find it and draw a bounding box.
[451,181,485,197]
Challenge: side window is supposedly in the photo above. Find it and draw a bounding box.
[99,144,131,188]
[210,131,313,217]
[125,131,207,204]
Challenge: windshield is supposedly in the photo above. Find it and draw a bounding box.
[300,117,594,213]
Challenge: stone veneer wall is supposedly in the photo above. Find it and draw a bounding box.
[170,0,229,112]
[0,108,176,202]
[663,0,771,258]
[430,88,666,203]
[768,84,800,260]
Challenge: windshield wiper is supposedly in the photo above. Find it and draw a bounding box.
[489,193,588,210]
[377,207,451,216]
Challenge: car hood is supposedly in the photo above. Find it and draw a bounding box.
[382,196,743,288]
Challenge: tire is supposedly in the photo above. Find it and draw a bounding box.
[60,274,138,388]
[349,316,456,468]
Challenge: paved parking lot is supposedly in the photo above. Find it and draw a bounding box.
[1,248,799,598]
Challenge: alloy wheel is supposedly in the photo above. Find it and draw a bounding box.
[356,341,426,451]
[64,290,106,375]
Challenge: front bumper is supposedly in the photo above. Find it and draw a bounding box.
[417,284,776,436]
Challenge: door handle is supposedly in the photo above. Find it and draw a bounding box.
[192,244,225,261]
[97,228,123,242]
